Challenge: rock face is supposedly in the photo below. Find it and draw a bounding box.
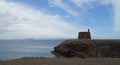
[52,30,120,58]
[52,39,120,58]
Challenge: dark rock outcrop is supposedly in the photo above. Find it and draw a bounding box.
[52,39,120,58]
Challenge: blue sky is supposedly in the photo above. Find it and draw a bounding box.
[0,0,120,39]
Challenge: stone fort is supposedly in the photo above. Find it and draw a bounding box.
[78,29,91,40]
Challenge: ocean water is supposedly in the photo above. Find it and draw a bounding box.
[0,39,64,60]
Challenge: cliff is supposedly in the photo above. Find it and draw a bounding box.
[52,39,120,58]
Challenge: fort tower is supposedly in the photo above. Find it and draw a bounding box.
[78,29,91,40]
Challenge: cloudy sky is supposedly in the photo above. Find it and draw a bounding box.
[0,0,120,39]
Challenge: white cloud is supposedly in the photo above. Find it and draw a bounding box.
[0,0,83,39]
[2,0,120,39]
[71,0,96,8]
[48,0,101,16]
[100,0,120,32]
[100,0,112,5]
[48,0,120,32]
[112,0,120,32]
[71,0,120,32]
[48,0,78,16]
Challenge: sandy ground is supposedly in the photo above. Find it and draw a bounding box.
[0,57,120,65]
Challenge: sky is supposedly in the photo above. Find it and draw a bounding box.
[0,0,120,39]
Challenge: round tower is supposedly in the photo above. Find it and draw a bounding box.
[78,29,91,40]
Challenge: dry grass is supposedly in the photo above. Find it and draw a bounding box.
[0,57,120,65]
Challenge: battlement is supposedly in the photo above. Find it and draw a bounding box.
[78,29,91,40]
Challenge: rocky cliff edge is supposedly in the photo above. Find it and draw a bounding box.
[52,39,120,58]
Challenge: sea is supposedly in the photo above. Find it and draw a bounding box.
[0,39,65,60]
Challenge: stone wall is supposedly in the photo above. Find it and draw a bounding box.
[78,29,91,40]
